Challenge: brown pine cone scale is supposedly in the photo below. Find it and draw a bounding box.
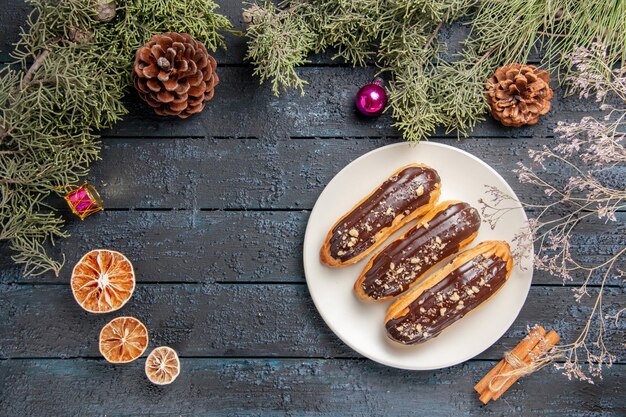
[133,32,218,119]
[485,63,553,127]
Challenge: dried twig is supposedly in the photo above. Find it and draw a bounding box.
[479,43,625,383]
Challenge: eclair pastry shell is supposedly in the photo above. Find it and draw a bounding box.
[354,200,480,301]
[385,240,513,329]
[320,163,441,267]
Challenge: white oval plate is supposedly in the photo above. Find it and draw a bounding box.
[303,142,533,370]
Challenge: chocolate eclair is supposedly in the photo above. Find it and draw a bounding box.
[355,201,481,301]
[385,240,513,345]
[320,164,441,267]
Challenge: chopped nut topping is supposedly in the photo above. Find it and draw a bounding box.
[385,207,394,216]
[450,292,460,301]
[466,288,474,295]
[423,222,429,229]
[410,257,420,264]
[435,236,442,244]
[440,308,447,316]
[348,228,359,237]
[471,286,480,293]
[390,262,395,270]
[419,307,426,313]
[456,303,464,310]
[337,250,346,256]
[415,324,422,332]
[416,185,425,196]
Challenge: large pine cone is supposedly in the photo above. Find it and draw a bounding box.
[486,64,553,127]
[132,32,218,119]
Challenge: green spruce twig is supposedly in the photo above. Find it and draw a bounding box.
[243,0,625,142]
[1,0,232,276]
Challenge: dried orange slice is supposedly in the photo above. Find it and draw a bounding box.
[145,346,181,385]
[99,316,149,363]
[71,249,135,313]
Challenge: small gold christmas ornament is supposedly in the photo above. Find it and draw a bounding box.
[63,181,103,220]
[132,32,219,119]
[485,63,554,127]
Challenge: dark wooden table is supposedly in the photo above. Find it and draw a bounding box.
[1,2,624,416]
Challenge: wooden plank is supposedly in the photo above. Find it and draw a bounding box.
[0,358,623,416]
[0,0,29,63]
[83,137,625,210]
[1,210,622,286]
[102,67,607,139]
[0,283,623,360]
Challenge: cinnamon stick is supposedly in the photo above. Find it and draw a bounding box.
[491,330,560,401]
[474,360,505,396]
[475,325,546,404]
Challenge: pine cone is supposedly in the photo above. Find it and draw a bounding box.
[486,63,553,127]
[132,32,218,119]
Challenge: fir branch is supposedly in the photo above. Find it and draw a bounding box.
[1,0,232,276]
[479,43,625,382]
[21,49,50,87]
[243,0,625,141]
[244,1,317,95]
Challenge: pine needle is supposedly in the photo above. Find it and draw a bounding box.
[243,0,625,141]
[1,0,231,276]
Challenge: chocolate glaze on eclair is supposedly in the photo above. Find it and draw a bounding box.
[385,240,513,345]
[355,201,481,301]
[320,164,441,267]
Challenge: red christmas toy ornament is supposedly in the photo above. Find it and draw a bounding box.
[64,181,104,220]
[355,78,388,117]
